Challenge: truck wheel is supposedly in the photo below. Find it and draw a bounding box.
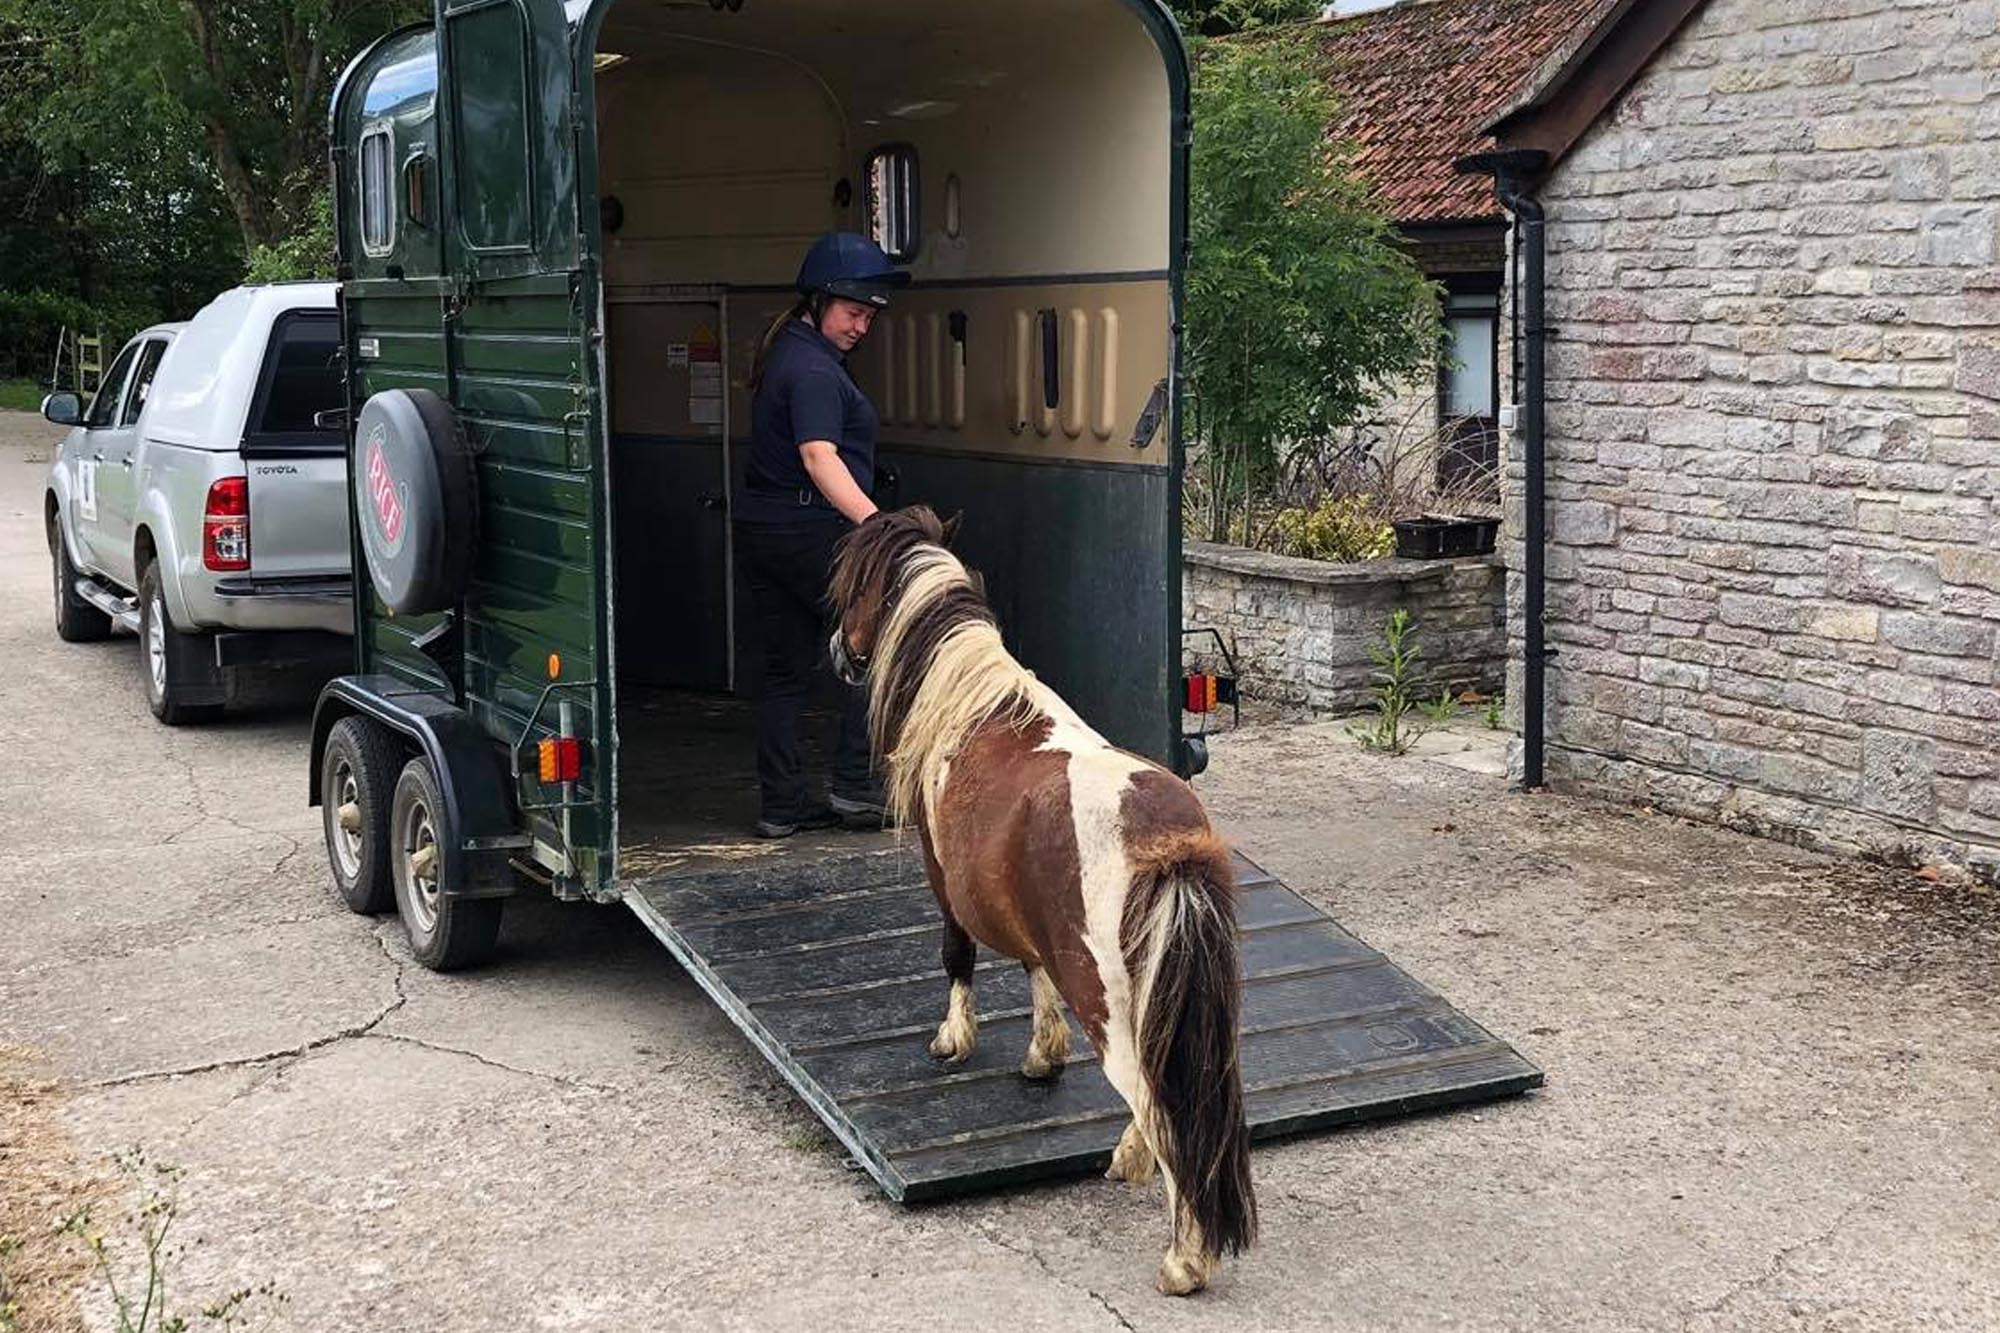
[321,716,402,914]
[49,513,111,643]
[390,756,502,971]
[138,562,222,725]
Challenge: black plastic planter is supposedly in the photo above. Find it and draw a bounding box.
[1392,515,1499,560]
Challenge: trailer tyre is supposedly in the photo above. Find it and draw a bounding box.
[353,388,478,617]
[390,756,502,971]
[321,716,402,915]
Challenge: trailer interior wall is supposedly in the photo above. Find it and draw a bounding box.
[592,0,1180,762]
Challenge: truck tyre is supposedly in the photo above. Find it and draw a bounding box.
[353,388,478,617]
[138,562,223,725]
[49,512,111,642]
[321,716,403,915]
[390,756,502,971]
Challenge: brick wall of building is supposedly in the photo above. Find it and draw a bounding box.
[1522,0,2000,877]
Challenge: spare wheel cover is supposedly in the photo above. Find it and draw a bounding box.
[354,388,477,616]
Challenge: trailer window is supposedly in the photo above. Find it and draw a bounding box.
[360,124,395,256]
[449,0,534,252]
[242,312,344,455]
[865,145,919,262]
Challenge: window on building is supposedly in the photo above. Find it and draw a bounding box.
[865,144,919,262]
[1438,285,1500,493]
[360,124,395,256]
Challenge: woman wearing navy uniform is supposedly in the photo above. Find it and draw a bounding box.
[737,232,907,837]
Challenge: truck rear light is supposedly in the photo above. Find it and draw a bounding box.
[538,736,581,784]
[203,477,250,572]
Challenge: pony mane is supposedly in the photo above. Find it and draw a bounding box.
[866,542,1041,827]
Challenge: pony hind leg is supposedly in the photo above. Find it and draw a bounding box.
[1019,966,1071,1080]
[927,913,978,1062]
[1104,1117,1156,1185]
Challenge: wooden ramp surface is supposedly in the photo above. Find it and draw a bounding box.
[623,845,1542,1202]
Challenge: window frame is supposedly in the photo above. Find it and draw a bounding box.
[119,338,171,428]
[863,142,921,264]
[84,340,143,430]
[359,120,397,257]
[240,310,345,458]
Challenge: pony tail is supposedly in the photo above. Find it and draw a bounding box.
[1125,833,1258,1260]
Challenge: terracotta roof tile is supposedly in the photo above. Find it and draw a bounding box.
[1286,0,1618,225]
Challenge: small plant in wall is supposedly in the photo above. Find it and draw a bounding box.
[1350,608,1429,756]
[1483,692,1507,731]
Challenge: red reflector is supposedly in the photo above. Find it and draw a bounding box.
[202,477,250,572]
[1184,674,1218,714]
[538,736,582,784]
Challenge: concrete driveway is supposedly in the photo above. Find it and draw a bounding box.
[2,411,1996,1332]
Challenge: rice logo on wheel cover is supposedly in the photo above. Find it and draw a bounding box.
[352,388,478,617]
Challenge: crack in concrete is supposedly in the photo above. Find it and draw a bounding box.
[1680,1194,1875,1328]
[360,1033,622,1095]
[976,1222,1138,1331]
[92,924,410,1093]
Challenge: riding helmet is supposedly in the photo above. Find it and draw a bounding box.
[796,232,911,308]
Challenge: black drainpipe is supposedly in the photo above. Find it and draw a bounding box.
[1456,147,1550,790]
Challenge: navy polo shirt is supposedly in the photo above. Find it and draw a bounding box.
[739,318,877,527]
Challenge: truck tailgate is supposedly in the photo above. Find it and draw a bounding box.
[247,452,351,580]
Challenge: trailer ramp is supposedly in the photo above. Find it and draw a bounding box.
[623,845,1541,1202]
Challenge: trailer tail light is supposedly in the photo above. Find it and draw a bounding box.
[1184,673,1218,714]
[538,736,581,784]
[202,477,250,572]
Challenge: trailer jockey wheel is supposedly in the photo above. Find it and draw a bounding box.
[320,715,403,915]
[354,388,478,617]
[390,757,502,971]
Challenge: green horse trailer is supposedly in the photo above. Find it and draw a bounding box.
[311,0,1540,1200]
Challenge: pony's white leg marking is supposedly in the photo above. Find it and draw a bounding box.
[1105,1118,1156,1184]
[929,979,977,1062]
[1020,967,1071,1080]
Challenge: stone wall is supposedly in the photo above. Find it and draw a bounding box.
[1522,0,2000,877]
[1182,541,1505,714]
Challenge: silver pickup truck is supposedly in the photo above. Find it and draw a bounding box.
[42,282,353,723]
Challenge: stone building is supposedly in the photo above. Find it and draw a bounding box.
[1464,0,2000,878]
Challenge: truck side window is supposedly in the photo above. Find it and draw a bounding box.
[243,313,343,449]
[84,342,142,429]
[865,145,919,262]
[120,340,170,428]
[361,123,395,256]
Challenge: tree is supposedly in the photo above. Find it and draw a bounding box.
[1167,0,1323,38]
[1185,33,1440,543]
[0,0,422,257]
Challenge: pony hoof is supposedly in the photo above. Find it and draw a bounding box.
[1020,1052,1064,1081]
[928,1032,973,1063]
[1104,1153,1155,1186]
[1156,1255,1210,1297]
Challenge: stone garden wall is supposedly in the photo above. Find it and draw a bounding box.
[1182,541,1505,714]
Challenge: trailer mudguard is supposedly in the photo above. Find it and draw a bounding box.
[310,674,532,896]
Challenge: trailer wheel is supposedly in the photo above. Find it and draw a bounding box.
[321,716,402,914]
[390,756,502,971]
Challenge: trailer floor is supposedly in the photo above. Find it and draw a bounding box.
[616,688,897,881]
[619,758,1543,1202]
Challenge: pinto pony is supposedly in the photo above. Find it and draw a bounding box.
[828,506,1256,1295]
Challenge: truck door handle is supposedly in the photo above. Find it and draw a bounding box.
[119,457,133,468]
